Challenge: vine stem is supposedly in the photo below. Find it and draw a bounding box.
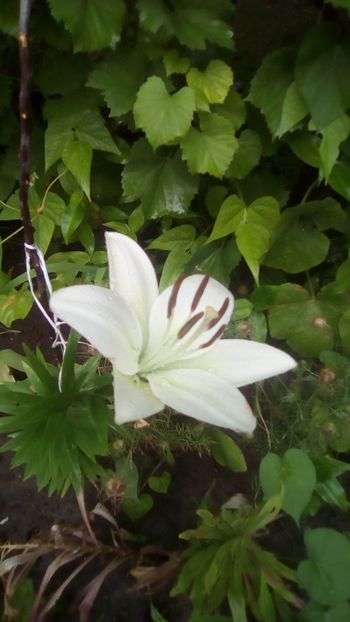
[19,0,64,358]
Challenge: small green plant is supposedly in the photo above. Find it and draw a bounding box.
[172,495,300,621]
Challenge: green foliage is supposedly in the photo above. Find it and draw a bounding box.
[297,529,350,605]
[0,336,112,495]
[259,448,317,523]
[172,496,298,621]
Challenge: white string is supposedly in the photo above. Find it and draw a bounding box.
[24,241,67,368]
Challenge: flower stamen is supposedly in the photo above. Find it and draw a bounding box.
[200,324,227,349]
[208,297,230,329]
[191,274,210,312]
[177,312,204,339]
[167,273,187,318]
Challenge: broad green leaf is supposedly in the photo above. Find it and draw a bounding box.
[148,471,171,493]
[264,198,345,273]
[300,602,350,622]
[0,288,33,327]
[87,50,145,117]
[45,95,119,169]
[295,24,350,128]
[260,449,316,523]
[122,140,198,218]
[239,170,289,207]
[249,49,307,138]
[134,77,195,149]
[186,60,233,104]
[214,90,246,132]
[62,141,92,199]
[61,191,85,244]
[320,114,350,179]
[329,160,350,200]
[122,493,153,521]
[148,225,196,250]
[205,185,229,217]
[339,309,350,350]
[164,50,190,76]
[227,129,262,179]
[181,112,238,177]
[172,4,234,50]
[209,195,279,282]
[284,131,321,168]
[252,284,347,356]
[328,0,350,6]
[47,0,125,52]
[298,529,350,605]
[206,427,247,472]
[194,238,240,286]
[159,248,190,290]
[208,195,245,242]
[34,215,55,254]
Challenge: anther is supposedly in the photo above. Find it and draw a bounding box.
[177,312,204,339]
[191,274,210,311]
[208,297,230,329]
[167,273,187,318]
[200,324,227,349]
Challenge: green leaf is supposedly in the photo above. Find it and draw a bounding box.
[227,129,262,179]
[252,284,347,357]
[298,529,350,605]
[0,288,33,327]
[164,49,190,76]
[87,50,145,117]
[122,140,198,218]
[196,238,240,286]
[62,141,92,199]
[187,60,233,104]
[47,0,125,52]
[249,49,307,138]
[45,95,119,169]
[214,90,246,132]
[329,160,350,200]
[206,427,247,472]
[148,471,171,493]
[159,248,190,290]
[181,112,238,177]
[319,114,350,179]
[295,24,350,128]
[171,3,234,50]
[134,77,195,149]
[148,225,196,250]
[260,449,317,523]
[122,493,154,521]
[284,131,321,168]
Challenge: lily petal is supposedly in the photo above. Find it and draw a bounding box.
[175,339,297,387]
[146,368,256,433]
[146,275,234,359]
[50,285,142,374]
[113,368,164,423]
[106,232,158,333]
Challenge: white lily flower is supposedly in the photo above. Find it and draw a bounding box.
[50,232,296,433]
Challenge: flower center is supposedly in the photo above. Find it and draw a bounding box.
[139,274,229,374]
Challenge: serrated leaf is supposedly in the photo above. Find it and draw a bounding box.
[164,49,190,76]
[214,90,246,131]
[298,529,350,605]
[172,4,234,50]
[134,77,195,149]
[187,60,233,104]
[47,0,125,52]
[249,49,307,138]
[122,140,198,218]
[62,141,92,199]
[227,129,262,179]
[320,114,350,179]
[284,130,321,168]
[181,112,238,177]
[260,449,316,523]
[87,49,145,116]
[296,24,350,128]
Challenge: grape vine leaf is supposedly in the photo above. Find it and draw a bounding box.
[187,60,233,104]
[47,0,125,52]
[181,112,238,178]
[134,77,195,149]
[122,140,198,218]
